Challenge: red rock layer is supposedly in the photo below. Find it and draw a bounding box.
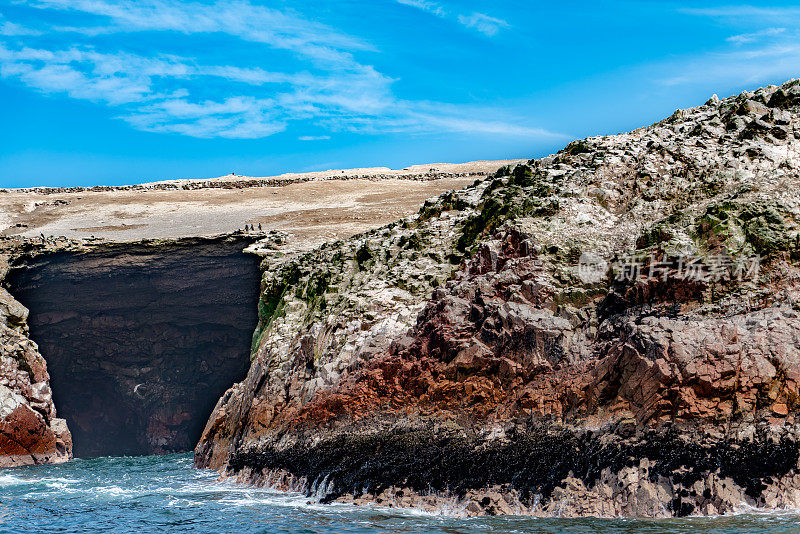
[0,293,72,467]
[290,231,800,431]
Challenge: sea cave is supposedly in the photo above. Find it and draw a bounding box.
[6,238,261,458]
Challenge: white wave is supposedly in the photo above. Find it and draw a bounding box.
[0,474,76,487]
[166,496,206,507]
[0,474,31,487]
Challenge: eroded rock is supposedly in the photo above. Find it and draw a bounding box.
[191,78,800,516]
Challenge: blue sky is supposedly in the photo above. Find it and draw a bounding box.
[1,1,800,187]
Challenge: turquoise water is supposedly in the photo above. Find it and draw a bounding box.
[1,454,799,533]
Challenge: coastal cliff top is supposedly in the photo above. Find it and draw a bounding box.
[0,159,522,245]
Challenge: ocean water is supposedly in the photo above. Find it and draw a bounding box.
[1,454,799,534]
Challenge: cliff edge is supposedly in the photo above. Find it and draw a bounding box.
[195,79,800,517]
[0,164,506,465]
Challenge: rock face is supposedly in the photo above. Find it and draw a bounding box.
[7,237,261,457]
[0,164,492,463]
[0,254,72,467]
[196,79,800,517]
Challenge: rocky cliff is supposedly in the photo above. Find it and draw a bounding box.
[0,245,72,467]
[0,167,494,464]
[195,79,800,517]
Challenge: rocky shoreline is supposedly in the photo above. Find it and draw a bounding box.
[195,79,800,517]
[4,79,800,516]
[223,422,800,517]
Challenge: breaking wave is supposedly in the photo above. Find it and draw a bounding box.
[1,454,800,533]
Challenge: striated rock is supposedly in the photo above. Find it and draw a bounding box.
[190,79,800,517]
[194,79,800,517]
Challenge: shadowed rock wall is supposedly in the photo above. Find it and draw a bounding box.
[7,238,260,458]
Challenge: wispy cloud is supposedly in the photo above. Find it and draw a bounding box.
[318,99,567,139]
[417,115,565,138]
[680,6,800,21]
[0,46,173,104]
[655,8,800,89]
[121,95,286,139]
[0,0,554,140]
[396,1,508,36]
[0,15,41,36]
[0,40,393,138]
[657,43,800,88]
[727,27,785,44]
[457,12,509,37]
[396,0,446,18]
[298,135,331,141]
[27,0,375,67]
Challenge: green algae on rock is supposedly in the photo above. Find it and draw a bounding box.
[196,79,800,518]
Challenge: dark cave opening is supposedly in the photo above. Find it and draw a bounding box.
[6,238,261,458]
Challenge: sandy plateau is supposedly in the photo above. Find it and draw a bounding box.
[0,160,520,247]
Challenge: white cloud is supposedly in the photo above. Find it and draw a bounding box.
[26,0,374,68]
[457,12,509,37]
[396,0,446,18]
[0,17,41,36]
[298,135,331,141]
[421,116,564,138]
[681,6,800,21]
[318,99,567,139]
[396,1,508,37]
[0,45,171,104]
[662,7,800,89]
[657,42,800,88]
[123,96,285,139]
[727,27,786,45]
[0,1,556,140]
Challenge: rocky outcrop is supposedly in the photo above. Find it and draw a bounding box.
[196,79,800,517]
[273,230,800,428]
[0,253,71,467]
